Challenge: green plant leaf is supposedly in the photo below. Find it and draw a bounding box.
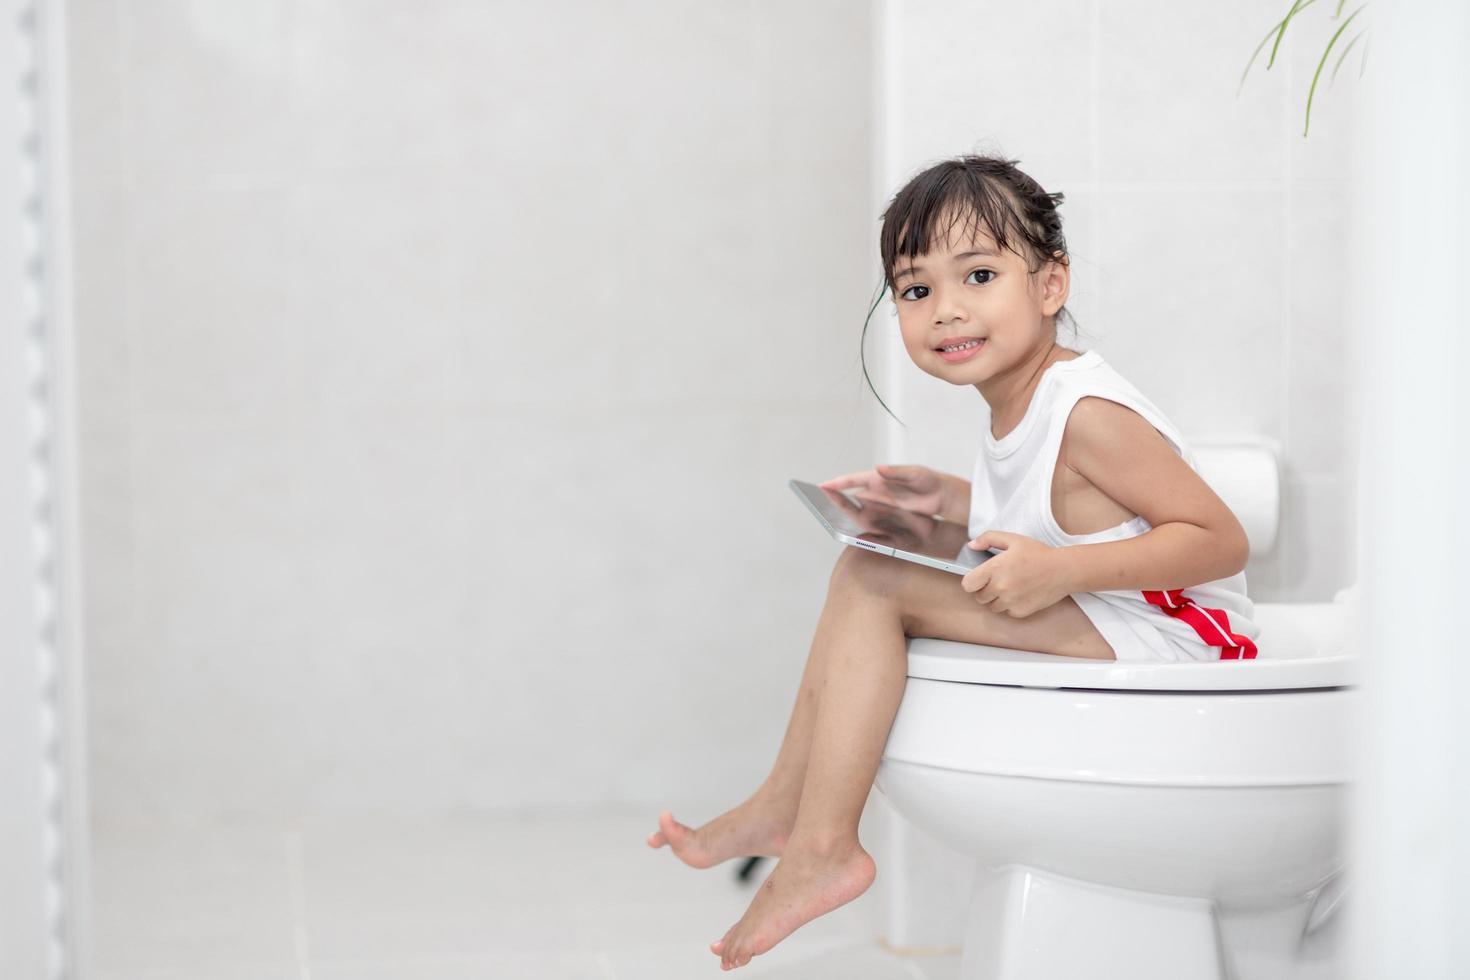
[1304,3,1367,137]
[1270,0,1315,70]
[1238,0,1323,97]
[1331,29,1366,85]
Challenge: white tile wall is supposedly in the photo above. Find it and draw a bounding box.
[70,0,876,824]
[69,0,1360,830]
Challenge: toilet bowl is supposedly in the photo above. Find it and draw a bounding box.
[869,437,1355,980]
[873,597,1358,980]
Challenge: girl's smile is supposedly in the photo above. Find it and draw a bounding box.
[936,337,987,362]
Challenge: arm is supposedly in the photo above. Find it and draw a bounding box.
[1060,522,1247,595]
[936,471,972,525]
[1055,397,1250,594]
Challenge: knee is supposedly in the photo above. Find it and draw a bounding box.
[828,545,908,601]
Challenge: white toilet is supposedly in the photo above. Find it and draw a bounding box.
[872,439,1358,980]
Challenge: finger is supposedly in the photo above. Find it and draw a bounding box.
[819,472,872,490]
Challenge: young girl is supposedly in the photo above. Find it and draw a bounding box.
[647,154,1261,970]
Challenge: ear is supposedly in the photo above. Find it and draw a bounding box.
[1042,251,1069,315]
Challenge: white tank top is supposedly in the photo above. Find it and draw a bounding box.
[967,349,1262,662]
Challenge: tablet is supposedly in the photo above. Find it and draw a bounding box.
[788,478,996,576]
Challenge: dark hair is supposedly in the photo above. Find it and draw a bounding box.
[859,153,1084,425]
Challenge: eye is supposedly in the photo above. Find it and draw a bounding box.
[897,268,995,302]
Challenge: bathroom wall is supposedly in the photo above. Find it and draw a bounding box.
[67,0,875,826]
[874,0,1361,604]
[67,0,1358,829]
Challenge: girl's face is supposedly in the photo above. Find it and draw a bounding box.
[889,216,1069,386]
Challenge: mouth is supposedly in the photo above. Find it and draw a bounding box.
[934,337,986,362]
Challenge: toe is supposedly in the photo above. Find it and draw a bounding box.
[658,810,689,843]
[646,829,665,848]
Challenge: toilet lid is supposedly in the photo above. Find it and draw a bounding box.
[906,601,1359,691]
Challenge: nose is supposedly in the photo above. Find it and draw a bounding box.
[933,284,968,325]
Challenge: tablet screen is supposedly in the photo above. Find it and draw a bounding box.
[789,479,991,574]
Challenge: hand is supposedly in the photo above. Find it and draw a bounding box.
[960,530,1073,618]
[818,463,947,518]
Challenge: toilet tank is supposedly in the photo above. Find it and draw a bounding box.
[1188,437,1281,557]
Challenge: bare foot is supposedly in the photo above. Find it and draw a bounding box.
[709,841,877,969]
[645,797,793,869]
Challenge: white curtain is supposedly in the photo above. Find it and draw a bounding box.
[0,1,89,978]
[1349,0,1470,976]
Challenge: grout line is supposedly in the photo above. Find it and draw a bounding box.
[1090,0,1102,343]
[1282,10,1295,599]
[285,828,313,980]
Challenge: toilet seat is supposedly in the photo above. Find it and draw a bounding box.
[907,601,1358,691]
[884,677,1353,786]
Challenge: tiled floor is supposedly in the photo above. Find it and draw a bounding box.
[89,806,959,979]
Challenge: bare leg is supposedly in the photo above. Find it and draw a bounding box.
[710,553,905,969]
[710,548,1115,969]
[646,561,850,866]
